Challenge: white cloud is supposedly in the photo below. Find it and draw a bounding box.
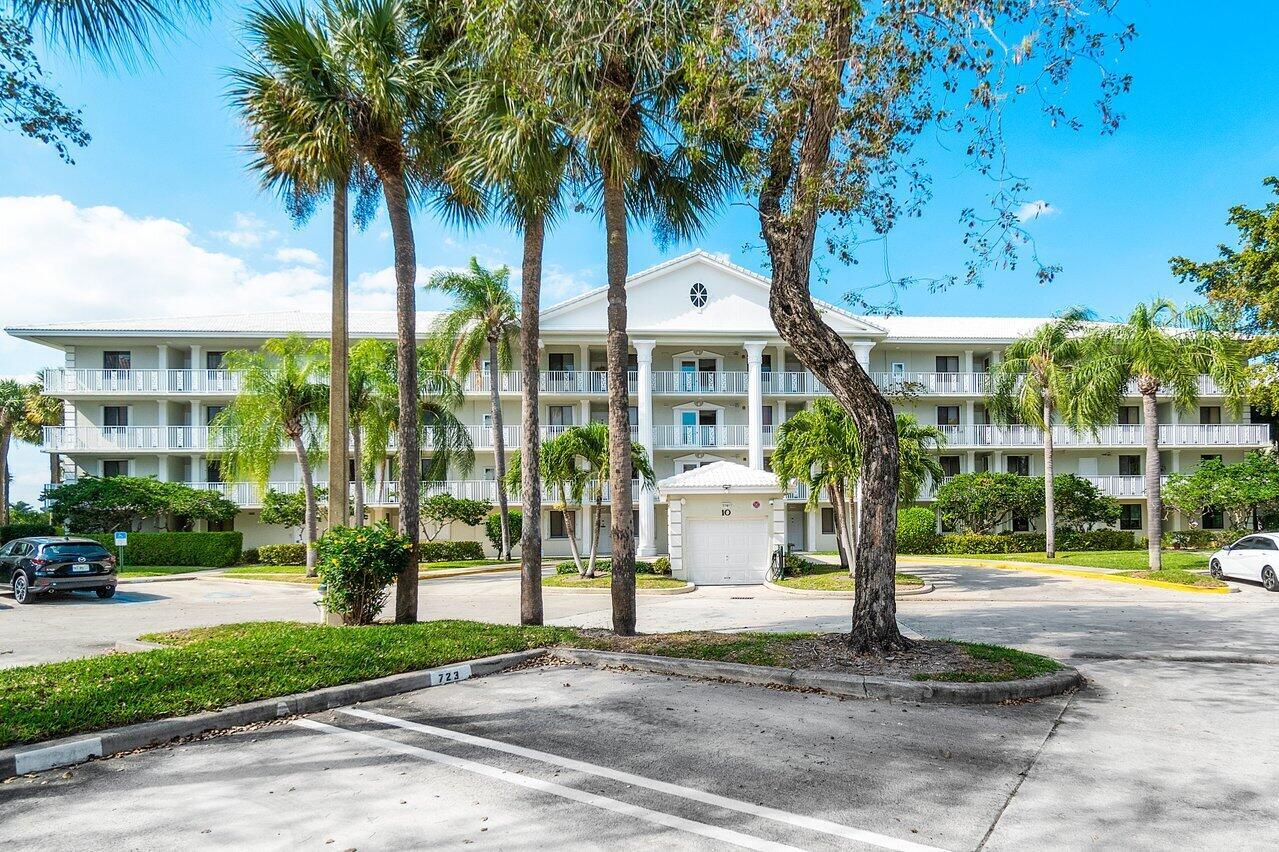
[275,247,322,266]
[1015,200,1059,222]
[541,266,598,303]
[213,211,278,248]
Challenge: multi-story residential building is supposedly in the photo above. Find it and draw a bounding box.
[9,250,1271,564]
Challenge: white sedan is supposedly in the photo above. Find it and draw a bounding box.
[1209,534,1279,591]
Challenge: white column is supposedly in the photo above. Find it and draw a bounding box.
[579,399,590,426]
[193,454,205,485]
[579,344,590,393]
[851,341,874,372]
[806,506,818,552]
[156,455,169,482]
[963,350,974,373]
[190,344,202,380]
[635,339,657,557]
[745,341,767,470]
[157,344,169,393]
[966,450,976,474]
[965,400,975,427]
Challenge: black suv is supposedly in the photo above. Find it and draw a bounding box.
[0,537,118,604]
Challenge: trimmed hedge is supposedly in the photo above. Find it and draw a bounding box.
[929,529,1141,555]
[240,548,260,565]
[85,532,243,567]
[258,543,307,566]
[1164,529,1248,550]
[897,508,938,554]
[554,558,652,575]
[420,540,485,562]
[1,523,56,544]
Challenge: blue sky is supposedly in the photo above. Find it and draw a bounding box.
[1,2,1277,500]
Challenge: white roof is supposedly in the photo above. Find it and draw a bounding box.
[866,315,1057,342]
[8,311,441,338]
[657,460,782,495]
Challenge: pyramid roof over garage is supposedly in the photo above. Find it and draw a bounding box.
[657,460,783,495]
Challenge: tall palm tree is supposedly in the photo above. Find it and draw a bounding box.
[328,338,399,524]
[9,0,206,65]
[230,2,385,532]
[451,4,579,623]
[894,414,947,504]
[426,259,519,559]
[0,379,60,524]
[987,309,1092,558]
[554,0,740,633]
[1076,300,1250,569]
[772,399,862,573]
[214,335,329,575]
[507,435,591,576]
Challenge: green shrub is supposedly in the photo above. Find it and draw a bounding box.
[1058,529,1141,551]
[419,540,485,562]
[240,548,260,565]
[555,560,581,575]
[652,556,672,576]
[258,543,307,566]
[485,510,522,553]
[1,523,56,544]
[1164,528,1247,550]
[932,529,1140,555]
[316,522,411,625]
[783,553,822,575]
[896,508,937,554]
[553,557,652,575]
[84,532,243,567]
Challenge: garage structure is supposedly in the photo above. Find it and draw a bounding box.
[658,461,786,585]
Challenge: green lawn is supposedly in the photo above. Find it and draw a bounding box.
[0,621,1067,747]
[419,559,508,572]
[926,550,1211,572]
[0,620,577,748]
[914,641,1064,682]
[543,572,686,590]
[118,565,220,577]
[1116,568,1226,589]
[775,566,925,592]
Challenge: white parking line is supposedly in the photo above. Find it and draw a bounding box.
[292,718,804,852]
[338,707,949,852]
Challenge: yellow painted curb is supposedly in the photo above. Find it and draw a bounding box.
[899,557,1231,595]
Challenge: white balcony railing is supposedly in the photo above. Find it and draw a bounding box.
[187,478,647,508]
[931,423,1271,449]
[652,424,751,449]
[44,369,243,395]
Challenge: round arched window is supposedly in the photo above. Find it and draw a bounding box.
[689,282,708,308]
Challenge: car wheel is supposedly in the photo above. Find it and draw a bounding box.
[1209,559,1224,579]
[11,570,32,604]
[95,586,117,599]
[1263,567,1279,593]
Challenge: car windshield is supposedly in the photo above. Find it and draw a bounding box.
[41,543,111,560]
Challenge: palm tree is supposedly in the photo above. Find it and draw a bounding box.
[231,1,386,532]
[772,399,862,573]
[553,0,740,633]
[0,379,60,524]
[426,259,519,559]
[987,309,1092,558]
[326,338,398,525]
[895,414,947,504]
[1076,300,1250,569]
[450,7,579,623]
[507,434,591,576]
[214,335,329,575]
[9,0,206,65]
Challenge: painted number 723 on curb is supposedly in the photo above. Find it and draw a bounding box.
[429,664,472,687]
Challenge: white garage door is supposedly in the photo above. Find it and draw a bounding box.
[685,519,771,585]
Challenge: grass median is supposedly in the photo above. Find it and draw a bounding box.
[221,559,508,584]
[774,566,924,592]
[906,550,1227,590]
[0,620,1069,748]
[542,572,687,590]
[118,565,221,578]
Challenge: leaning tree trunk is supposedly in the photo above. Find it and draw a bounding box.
[380,166,421,623]
[488,336,511,560]
[1142,385,1163,570]
[764,254,906,652]
[328,178,351,531]
[1043,398,1056,559]
[562,506,584,576]
[588,493,605,578]
[518,213,545,624]
[602,172,636,635]
[351,421,364,527]
[756,1,905,653]
[291,433,319,577]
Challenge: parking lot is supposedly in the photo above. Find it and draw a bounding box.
[3,564,1278,849]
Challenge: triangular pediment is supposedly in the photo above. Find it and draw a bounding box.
[540,251,884,338]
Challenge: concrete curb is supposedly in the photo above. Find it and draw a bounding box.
[898,557,1234,595]
[419,563,519,579]
[548,647,1082,705]
[1070,649,1279,666]
[542,581,696,596]
[0,648,546,781]
[117,575,203,585]
[113,639,167,653]
[762,580,934,599]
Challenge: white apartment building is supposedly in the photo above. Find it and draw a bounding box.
[9,250,1271,566]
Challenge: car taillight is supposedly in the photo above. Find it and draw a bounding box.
[30,557,50,566]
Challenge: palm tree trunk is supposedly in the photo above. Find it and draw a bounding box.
[352,420,364,527]
[1143,388,1163,570]
[328,178,351,530]
[0,429,10,526]
[602,173,635,635]
[381,167,421,623]
[588,493,605,577]
[563,507,584,576]
[1043,398,1055,559]
[519,212,545,623]
[488,336,511,560]
[292,434,318,577]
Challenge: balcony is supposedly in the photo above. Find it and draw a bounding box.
[933,423,1270,449]
[44,369,243,396]
[187,478,646,508]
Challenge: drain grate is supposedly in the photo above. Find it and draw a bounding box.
[730,596,754,600]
